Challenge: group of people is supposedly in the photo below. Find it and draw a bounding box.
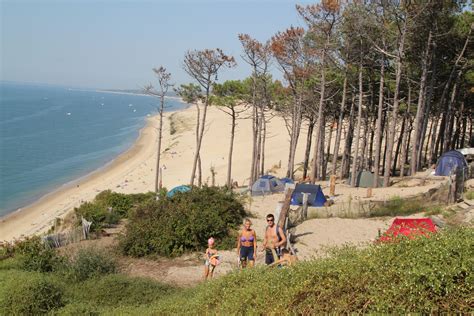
[203,214,296,280]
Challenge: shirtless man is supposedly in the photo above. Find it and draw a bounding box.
[262,213,286,265]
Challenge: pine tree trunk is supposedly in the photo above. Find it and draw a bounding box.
[410,31,431,175]
[190,85,210,186]
[155,97,165,192]
[226,108,236,188]
[331,76,347,176]
[399,87,411,177]
[324,121,334,179]
[418,61,436,169]
[260,118,267,176]
[249,81,258,187]
[303,120,315,180]
[341,94,355,179]
[351,65,364,187]
[443,70,463,152]
[287,94,303,179]
[393,118,405,176]
[383,20,407,187]
[428,116,439,165]
[319,117,326,180]
[311,50,326,183]
[373,59,385,187]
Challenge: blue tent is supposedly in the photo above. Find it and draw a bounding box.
[435,150,468,176]
[291,184,327,207]
[167,185,191,198]
[251,175,285,196]
[280,177,294,185]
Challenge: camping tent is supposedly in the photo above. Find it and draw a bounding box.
[379,218,436,242]
[435,150,468,176]
[280,177,294,185]
[347,170,382,188]
[167,185,191,198]
[251,175,285,196]
[290,184,327,207]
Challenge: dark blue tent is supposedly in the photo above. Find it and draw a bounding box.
[280,177,294,185]
[251,175,285,196]
[435,150,468,176]
[167,185,191,198]
[290,184,327,207]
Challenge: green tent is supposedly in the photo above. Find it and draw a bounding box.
[348,171,383,188]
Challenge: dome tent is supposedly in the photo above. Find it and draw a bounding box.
[250,175,285,196]
[290,183,327,207]
[435,150,468,176]
[167,185,191,198]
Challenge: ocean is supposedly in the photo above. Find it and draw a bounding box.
[0,82,186,217]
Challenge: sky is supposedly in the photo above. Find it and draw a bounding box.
[1,0,315,90]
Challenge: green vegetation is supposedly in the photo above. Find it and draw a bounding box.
[369,196,433,217]
[119,186,246,257]
[1,271,64,315]
[465,190,474,200]
[66,247,117,281]
[74,190,156,231]
[14,236,66,273]
[1,228,471,314]
[111,227,474,314]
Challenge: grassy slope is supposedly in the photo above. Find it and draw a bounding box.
[109,227,473,314]
[0,227,472,314]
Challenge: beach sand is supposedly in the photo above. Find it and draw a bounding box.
[0,104,302,241]
[0,104,442,242]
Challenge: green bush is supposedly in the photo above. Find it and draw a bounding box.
[72,274,175,307]
[54,302,100,315]
[370,196,425,217]
[120,186,246,257]
[14,236,65,272]
[67,247,117,281]
[74,201,119,231]
[74,190,156,231]
[465,190,474,200]
[1,272,64,314]
[138,227,473,314]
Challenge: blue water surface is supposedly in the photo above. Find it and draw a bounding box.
[0,82,185,216]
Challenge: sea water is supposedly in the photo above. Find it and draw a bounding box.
[0,82,186,217]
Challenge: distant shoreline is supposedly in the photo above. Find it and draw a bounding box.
[95,89,183,102]
[0,112,163,240]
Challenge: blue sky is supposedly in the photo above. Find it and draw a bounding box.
[1,0,314,90]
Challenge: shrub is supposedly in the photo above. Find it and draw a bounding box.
[54,302,100,315]
[14,236,65,272]
[370,196,425,217]
[74,191,156,231]
[142,227,473,314]
[465,190,474,200]
[73,274,175,307]
[67,247,117,281]
[120,186,246,257]
[1,272,64,314]
[74,201,119,231]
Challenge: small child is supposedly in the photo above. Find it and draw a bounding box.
[203,237,220,280]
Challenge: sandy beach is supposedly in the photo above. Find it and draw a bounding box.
[0,104,300,241]
[0,103,443,242]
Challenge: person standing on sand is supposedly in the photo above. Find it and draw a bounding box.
[203,237,220,280]
[237,218,257,268]
[262,213,286,265]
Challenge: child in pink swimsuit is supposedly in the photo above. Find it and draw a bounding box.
[203,237,220,280]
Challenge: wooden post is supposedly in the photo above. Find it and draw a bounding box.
[329,175,336,196]
[366,187,373,198]
[277,189,294,228]
[302,192,310,220]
